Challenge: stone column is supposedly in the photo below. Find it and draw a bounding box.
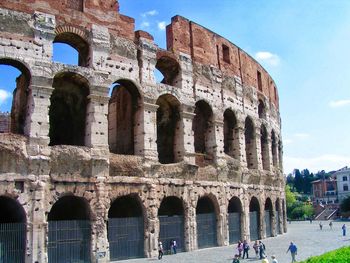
[181,111,196,165]
[271,205,277,237]
[85,93,109,149]
[255,126,263,171]
[260,201,265,240]
[25,76,53,145]
[145,184,159,258]
[213,120,227,170]
[137,38,157,85]
[243,195,251,241]
[236,123,247,167]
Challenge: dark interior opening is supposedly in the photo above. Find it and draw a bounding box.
[156,95,180,164]
[155,56,180,85]
[108,195,143,218]
[261,124,269,170]
[0,196,26,223]
[223,109,237,157]
[245,117,255,169]
[48,196,90,221]
[193,100,213,154]
[249,197,260,212]
[258,100,265,119]
[158,196,184,216]
[228,197,242,213]
[196,196,215,214]
[49,72,89,146]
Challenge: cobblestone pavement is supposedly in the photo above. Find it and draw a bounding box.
[119,221,350,263]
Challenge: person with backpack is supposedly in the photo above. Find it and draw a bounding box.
[237,240,243,258]
[253,240,259,258]
[172,240,177,254]
[286,241,297,262]
[242,239,250,259]
[158,241,163,260]
[259,240,266,259]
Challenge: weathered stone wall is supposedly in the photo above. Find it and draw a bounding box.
[0,1,286,262]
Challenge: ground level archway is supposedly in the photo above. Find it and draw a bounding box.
[249,197,260,241]
[265,198,273,237]
[228,196,242,244]
[196,196,217,248]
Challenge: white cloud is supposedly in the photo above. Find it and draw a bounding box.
[294,133,310,139]
[255,51,280,66]
[329,99,350,108]
[0,89,12,105]
[283,138,293,145]
[284,154,350,175]
[141,10,158,17]
[140,21,150,29]
[158,21,166,31]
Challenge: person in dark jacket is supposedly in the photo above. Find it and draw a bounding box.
[286,241,297,262]
[242,239,249,259]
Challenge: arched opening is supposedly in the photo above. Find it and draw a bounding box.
[249,197,260,241]
[245,117,257,169]
[258,100,266,119]
[264,198,273,238]
[228,197,242,244]
[271,130,277,167]
[282,199,286,232]
[278,140,283,169]
[156,94,181,164]
[108,195,144,260]
[158,196,184,253]
[49,72,89,146]
[108,80,141,155]
[53,32,89,67]
[275,199,281,235]
[0,59,31,135]
[155,54,180,86]
[260,125,269,170]
[0,196,26,263]
[193,100,214,166]
[223,109,238,159]
[48,195,91,263]
[196,196,217,248]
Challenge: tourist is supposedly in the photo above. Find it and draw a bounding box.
[271,255,278,263]
[286,241,297,262]
[253,240,259,258]
[232,254,240,263]
[237,240,243,258]
[261,255,269,263]
[329,221,333,230]
[259,240,266,259]
[319,221,323,230]
[158,241,163,260]
[342,224,346,236]
[172,240,177,254]
[242,239,249,259]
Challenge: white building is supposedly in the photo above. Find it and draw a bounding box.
[335,167,350,201]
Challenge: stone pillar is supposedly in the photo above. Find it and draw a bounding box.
[137,38,157,85]
[255,126,263,171]
[283,200,288,233]
[271,206,277,237]
[261,209,267,239]
[243,195,251,241]
[145,184,159,258]
[25,77,53,144]
[181,111,196,165]
[29,182,46,263]
[176,53,194,96]
[236,123,247,166]
[85,93,109,148]
[218,190,228,246]
[213,120,227,168]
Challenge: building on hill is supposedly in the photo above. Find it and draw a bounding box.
[311,177,337,205]
[335,167,350,202]
[0,1,286,262]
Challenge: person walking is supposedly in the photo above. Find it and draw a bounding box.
[158,241,163,260]
[271,255,278,263]
[242,239,249,259]
[261,255,269,263]
[237,240,243,258]
[253,240,259,258]
[342,224,346,236]
[259,240,266,259]
[232,254,240,263]
[286,241,297,262]
[329,221,333,230]
[172,240,177,254]
[319,221,323,230]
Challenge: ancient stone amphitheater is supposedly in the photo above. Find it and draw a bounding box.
[0,1,286,262]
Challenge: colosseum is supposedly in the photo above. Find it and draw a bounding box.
[0,1,286,262]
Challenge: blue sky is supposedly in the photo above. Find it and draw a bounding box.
[1,1,350,174]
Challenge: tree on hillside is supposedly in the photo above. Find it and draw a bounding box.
[340,196,350,213]
[294,169,303,193]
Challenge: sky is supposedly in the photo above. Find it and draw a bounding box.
[1,0,350,175]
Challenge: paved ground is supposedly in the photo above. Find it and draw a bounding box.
[119,221,350,263]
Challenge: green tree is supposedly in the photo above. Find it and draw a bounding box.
[294,169,303,192]
[340,196,350,213]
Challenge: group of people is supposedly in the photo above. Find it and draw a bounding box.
[232,240,298,263]
[158,239,177,260]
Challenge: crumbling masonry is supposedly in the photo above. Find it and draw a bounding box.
[0,1,286,262]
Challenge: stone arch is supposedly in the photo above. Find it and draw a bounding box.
[245,117,257,169]
[196,195,219,248]
[228,196,243,244]
[54,25,90,67]
[249,196,260,241]
[108,79,141,155]
[0,196,26,263]
[156,94,182,164]
[275,198,282,235]
[158,196,185,253]
[271,130,278,167]
[0,58,31,135]
[260,124,269,170]
[48,195,92,263]
[258,99,266,119]
[49,71,90,146]
[108,194,145,260]
[193,100,214,166]
[155,51,180,86]
[223,108,239,159]
[278,139,283,169]
[264,197,273,238]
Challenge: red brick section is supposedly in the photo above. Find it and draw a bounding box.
[167,15,279,109]
[135,30,154,42]
[0,0,134,40]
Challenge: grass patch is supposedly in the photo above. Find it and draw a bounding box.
[299,246,350,263]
